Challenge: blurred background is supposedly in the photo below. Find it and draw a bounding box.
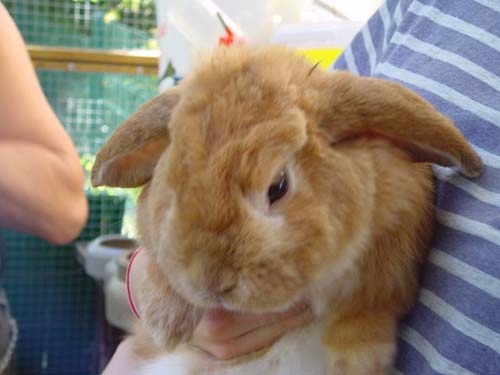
[0,1,381,374]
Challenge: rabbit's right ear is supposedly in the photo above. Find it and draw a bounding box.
[317,72,482,177]
[91,87,181,188]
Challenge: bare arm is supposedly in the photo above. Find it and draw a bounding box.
[0,4,88,244]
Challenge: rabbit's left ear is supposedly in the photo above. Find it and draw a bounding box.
[91,87,181,188]
[318,72,482,177]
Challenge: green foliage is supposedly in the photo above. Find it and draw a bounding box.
[80,152,140,200]
[4,0,156,44]
[81,152,140,236]
[72,0,156,32]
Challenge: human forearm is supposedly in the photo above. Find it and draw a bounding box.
[0,141,87,244]
[0,4,88,243]
[0,4,76,148]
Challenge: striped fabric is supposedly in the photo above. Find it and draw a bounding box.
[332,1,500,374]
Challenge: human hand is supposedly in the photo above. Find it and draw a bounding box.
[102,338,136,375]
[190,303,313,360]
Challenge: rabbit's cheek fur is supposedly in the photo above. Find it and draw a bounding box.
[290,147,375,315]
[137,149,178,254]
[134,259,203,350]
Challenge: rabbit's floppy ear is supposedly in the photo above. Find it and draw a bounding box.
[318,72,482,177]
[91,87,181,187]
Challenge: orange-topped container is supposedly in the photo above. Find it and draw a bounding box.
[155,0,364,90]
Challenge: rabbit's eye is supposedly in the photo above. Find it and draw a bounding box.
[268,171,288,205]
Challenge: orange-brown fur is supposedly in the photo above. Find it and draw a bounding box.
[92,46,482,374]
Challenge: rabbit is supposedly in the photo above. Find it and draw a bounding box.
[92,46,482,375]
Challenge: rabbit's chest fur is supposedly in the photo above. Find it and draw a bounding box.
[138,321,326,375]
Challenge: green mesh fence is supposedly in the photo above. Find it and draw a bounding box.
[1,1,158,374]
[3,0,156,49]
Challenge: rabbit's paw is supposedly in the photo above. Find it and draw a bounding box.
[326,341,395,375]
[324,311,397,375]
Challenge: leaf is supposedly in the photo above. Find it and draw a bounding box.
[160,60,177,81]
[104,9,121,23]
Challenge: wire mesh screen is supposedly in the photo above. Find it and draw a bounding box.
[1,1,158,374]
[38,69,157,155]
[3,0,156,49]
[2,230,104,375]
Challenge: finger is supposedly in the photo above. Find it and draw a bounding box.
[102,338,137,375]
[195,303,309,342]
[192,308,314,360]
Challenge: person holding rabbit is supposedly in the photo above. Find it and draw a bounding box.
[334,1,500,373]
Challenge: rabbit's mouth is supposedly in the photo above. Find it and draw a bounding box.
[207,290,311,317]
[218,291,309,315]
[203,299,311,325]
[165,261,308,314]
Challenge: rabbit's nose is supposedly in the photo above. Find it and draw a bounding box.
[214,285,236,305]
[205,272,237,301]
[216,283,236,299]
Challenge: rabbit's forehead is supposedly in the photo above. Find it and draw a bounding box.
[164,47,319,192]
[171,48,312,140]
[179,83,298,136]
[167,102,307,191]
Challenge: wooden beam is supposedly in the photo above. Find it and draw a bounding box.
[28,45,159,76]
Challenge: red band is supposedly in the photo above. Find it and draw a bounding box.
[126,247,142,319]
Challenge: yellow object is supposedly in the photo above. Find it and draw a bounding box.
[297,48,344,69]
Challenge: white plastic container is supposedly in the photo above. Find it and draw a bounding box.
[270,20,363,69]
[156,0,246,91]
[103,251,135,332]
[155,0,308,91]
[79,234,137,281]
[155,1,369,90]
[271,21,362,49]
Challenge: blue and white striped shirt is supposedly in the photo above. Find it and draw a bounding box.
[333,1,500,374]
